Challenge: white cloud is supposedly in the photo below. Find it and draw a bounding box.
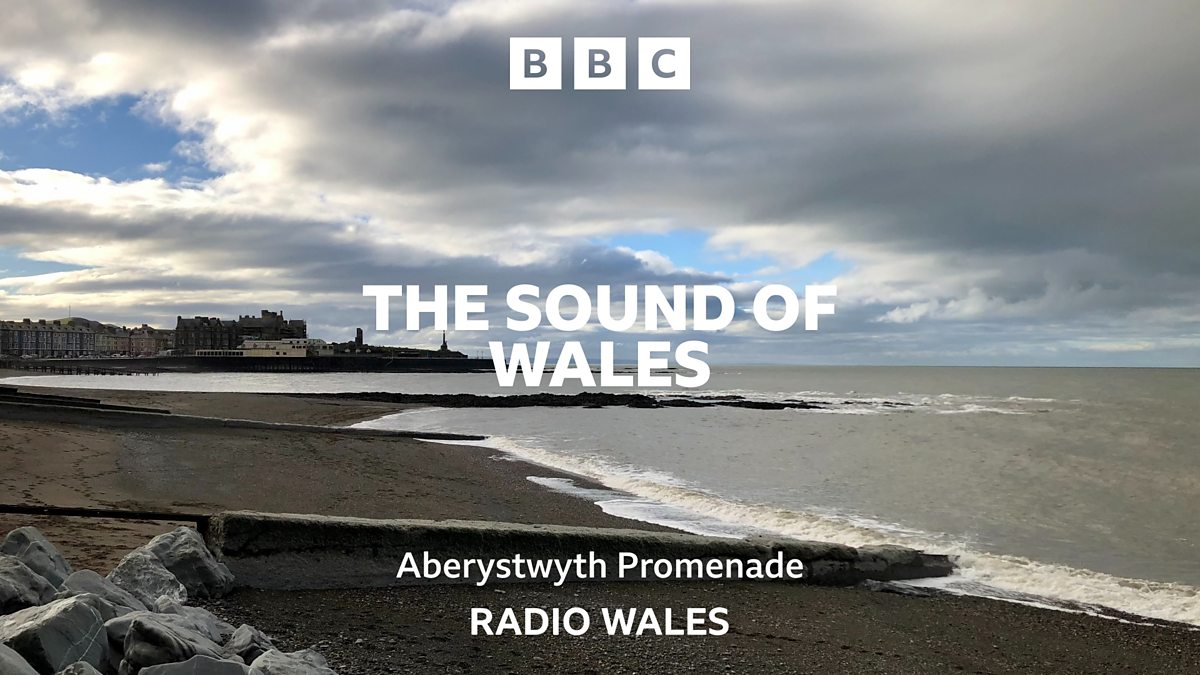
[0,1,1196,364]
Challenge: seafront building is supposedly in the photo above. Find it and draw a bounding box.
[195,338,333,358]
[175,310,307,354]
[0,310,459,361]
[236,310,307,342]
[174,316,240,354]
[129,325,176,356]
[0,317,178,358]
[0,319,97,357]
[0,309,306,358]
[54,317,128,355]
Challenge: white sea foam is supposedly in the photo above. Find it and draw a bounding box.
[649,387,1053,416]
[806,401,892,413]
[936,404,1030,415]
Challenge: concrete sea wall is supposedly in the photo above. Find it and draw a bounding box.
[205,511,955,590]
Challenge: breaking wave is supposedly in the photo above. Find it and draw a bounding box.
[653,388,1055,416]
[423,432,1199,627]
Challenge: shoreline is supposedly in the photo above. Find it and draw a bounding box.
[1,384,1198,672]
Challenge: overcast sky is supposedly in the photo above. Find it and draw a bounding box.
[1,0,1198,366]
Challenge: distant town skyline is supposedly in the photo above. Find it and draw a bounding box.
[1,1,1199,366]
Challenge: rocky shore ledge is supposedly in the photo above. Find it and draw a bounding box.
[280,391,912,411]
[0,525,334,674]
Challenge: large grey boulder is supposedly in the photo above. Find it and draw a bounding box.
[70,593,131,624]
[1,642,39,675]
[141,655,251,674]
[221,625,274,665]
[56,663,103,675]
[105,611,225,652]
[249,650,335,675]
[152,599,234,644]
[0,597,107,673]
[1,555,56,615]
[2,528,73,589]
[106,552,186,610]
[108,614,224,673]
[141,529,233,600]
[56,571,148,614]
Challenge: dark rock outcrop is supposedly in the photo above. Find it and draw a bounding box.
[284,390,833,411]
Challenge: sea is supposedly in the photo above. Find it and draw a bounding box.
[4,366,1198,626]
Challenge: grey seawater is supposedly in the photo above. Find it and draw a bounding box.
[6,366,1199,624]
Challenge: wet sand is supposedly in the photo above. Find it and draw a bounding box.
[0,386,658,569]
[19,385,418,426]
[2,384,1199,673]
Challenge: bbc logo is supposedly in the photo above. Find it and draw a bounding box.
[510,37,690,91]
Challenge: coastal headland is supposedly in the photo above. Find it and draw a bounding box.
[0,380,1197,673]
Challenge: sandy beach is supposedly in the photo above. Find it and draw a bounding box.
[2,382,1198,674]
[0,384,659,569]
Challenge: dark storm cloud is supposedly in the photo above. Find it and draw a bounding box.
[225,1,1200,278]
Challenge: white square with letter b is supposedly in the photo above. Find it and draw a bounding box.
[510,37,562,90]
[574,37,626,90]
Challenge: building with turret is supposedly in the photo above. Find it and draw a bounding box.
[236,310,307,341]
[175,310,306,354]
